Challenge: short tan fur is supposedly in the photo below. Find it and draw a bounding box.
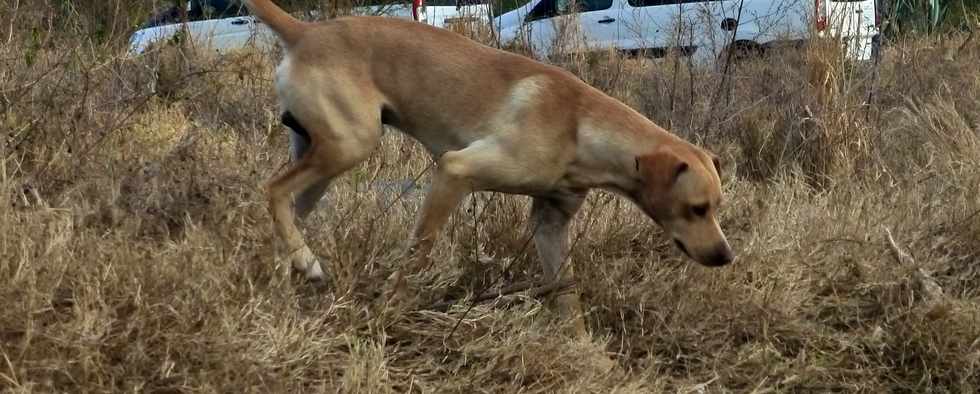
[246,0,734,335]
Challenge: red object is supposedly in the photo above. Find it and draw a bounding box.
[815,0,827,31]
[413,0,424,21]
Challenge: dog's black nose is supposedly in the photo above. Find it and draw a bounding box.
[705,246,734,267]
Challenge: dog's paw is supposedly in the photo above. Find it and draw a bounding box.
[552,293,589,338]
[304,260,325,283]
[289,247,324,282]
[382,270,407,302]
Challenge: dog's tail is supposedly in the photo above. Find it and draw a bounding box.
[245,0,308,47]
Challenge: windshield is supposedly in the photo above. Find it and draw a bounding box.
[491,0,530,18]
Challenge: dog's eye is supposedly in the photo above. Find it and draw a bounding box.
[691,204,709,217]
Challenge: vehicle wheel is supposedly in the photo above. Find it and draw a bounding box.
[722,41,764,64]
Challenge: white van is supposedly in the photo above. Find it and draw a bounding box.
[492,0,879,64]
[128,0,491,56]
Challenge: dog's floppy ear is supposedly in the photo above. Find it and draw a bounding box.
[637,150,688,189]
[711,154,721,179]
[673,161,689,183]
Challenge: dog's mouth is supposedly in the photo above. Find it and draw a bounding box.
[673,239,691,258]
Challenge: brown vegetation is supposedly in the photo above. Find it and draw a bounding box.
[2,1,979,392]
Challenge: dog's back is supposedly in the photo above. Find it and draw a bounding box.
[282,16,587,155]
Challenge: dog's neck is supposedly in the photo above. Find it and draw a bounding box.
[565,97,675,197]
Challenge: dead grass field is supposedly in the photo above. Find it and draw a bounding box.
[2,3,980,393]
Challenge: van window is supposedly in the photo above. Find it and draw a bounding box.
[627,0,717,7]
[357,0,432,5]
[567,0,614,12]
[189,0,249,21]
[426,0,463,5]
[527,0,613,22]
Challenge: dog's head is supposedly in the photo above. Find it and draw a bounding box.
[633,144,733,267]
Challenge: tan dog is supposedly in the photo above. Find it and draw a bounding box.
[247,0,733,331]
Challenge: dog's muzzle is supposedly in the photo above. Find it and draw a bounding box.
[704,245,734,267]
[674,239,734,267]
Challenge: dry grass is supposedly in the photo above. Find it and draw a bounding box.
[2,4,980,393]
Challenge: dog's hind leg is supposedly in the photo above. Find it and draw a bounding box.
[288,129,332,219]
[530,194,588,337]
[285,113,331,220]
[265,159,330,281]
[267,115,382,281]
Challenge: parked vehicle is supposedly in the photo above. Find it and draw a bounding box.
[128,0,491,55]
[425,0,494,30]
[492,0,880,64]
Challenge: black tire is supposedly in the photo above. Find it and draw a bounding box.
[724,41,764,64]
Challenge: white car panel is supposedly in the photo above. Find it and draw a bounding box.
[128,3,492,56]
[826,0,878,61]
[494,0,880,64]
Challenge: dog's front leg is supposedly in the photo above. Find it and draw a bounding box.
[530,194,588,337]
[385,153,472,302]
[409,170,471,263]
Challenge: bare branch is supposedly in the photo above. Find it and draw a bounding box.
[429,279,576,313]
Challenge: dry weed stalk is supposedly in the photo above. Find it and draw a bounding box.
[883,227,948,318]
